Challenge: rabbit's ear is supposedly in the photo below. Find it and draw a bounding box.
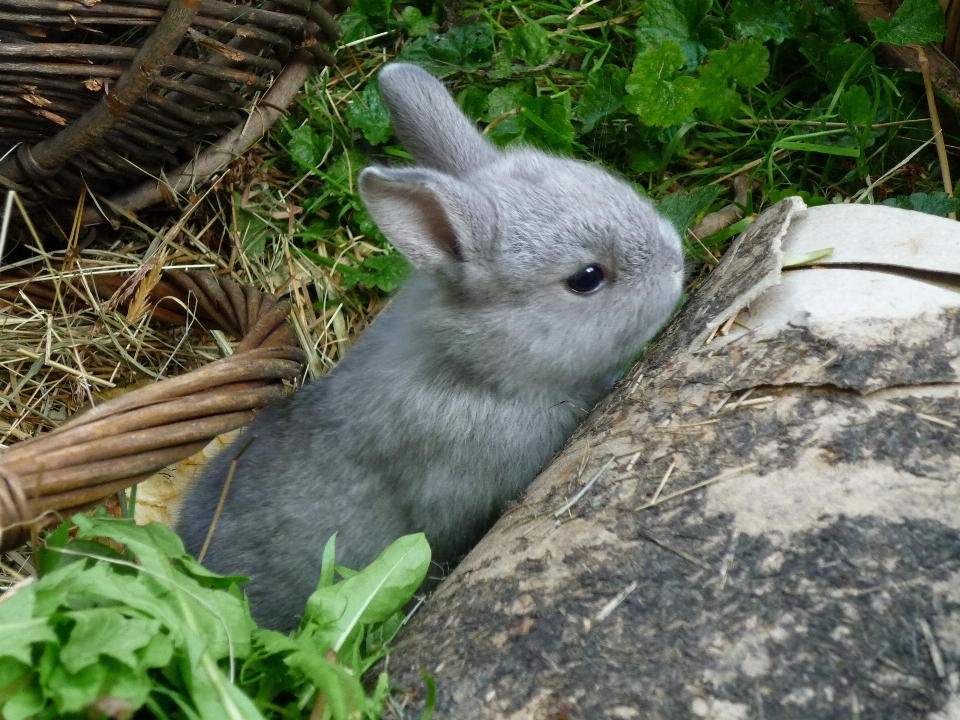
[377,63,498,177]
[359,166,479,273]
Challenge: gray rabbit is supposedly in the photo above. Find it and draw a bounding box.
[177,63,684,631]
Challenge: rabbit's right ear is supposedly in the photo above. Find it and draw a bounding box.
[377,63,498,178]
[359,166,482,274]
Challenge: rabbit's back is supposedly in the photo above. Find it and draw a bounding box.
[179,282,595,628]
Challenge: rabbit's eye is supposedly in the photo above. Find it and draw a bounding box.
[566,264,606,294]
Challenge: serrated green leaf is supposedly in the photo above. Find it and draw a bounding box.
[0,655,31,691]
[657,185,723,233]
[638,0,711,40]
[696,80,741,121]
[519,95,575,154]
[698,24,726,51]
[346,82,392,146]
[361,254,409,292]
[625,41,701,127]
[180,631,263,720]
[363,610,404,658]
[882,191,960,217]
[630,141,664,173]
[487,84,528,118]
[104,662,154,710]
[39,538,125,578]
[731,0,807,43]
[839,85,873,125]
[708,38,770,87]
[869,0,946,45]
[0,510,327,719]
[457,84,488,122]
[636,0,712,69]
[73,513,183,563]
[323,149,367,194]
[575,64,628,133]
[65,517,256,661]
[49,661,108,714]
[251,628,300,657]
[487,83,531,147]
[286,125,329,170]
[0,615,57,665]
[283,643,365,720]
[335,566,359,581]
[0,581,37,622]
[1,684,44,720]
[509,20,550,67]
[337,10,377,44]
[351,199,387,246]
[27,561,87,617]
[400,6,434,37]
[698,38,770,121]
[338,253,409,292]
[58,611,160,673]
[139,630,174,669]
[161,576,255,662]
[303,534,430,652]
[398,24,494,73]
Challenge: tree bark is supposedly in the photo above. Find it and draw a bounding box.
[386,198,960,720]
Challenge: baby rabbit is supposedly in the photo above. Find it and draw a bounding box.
[177,63,684,631]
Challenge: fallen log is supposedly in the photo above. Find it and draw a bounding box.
[388,198,960,719]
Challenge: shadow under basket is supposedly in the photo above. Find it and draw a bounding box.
[0,0,346,245]
[0,269,306,551]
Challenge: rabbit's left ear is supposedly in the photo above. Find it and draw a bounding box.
[377,63,499,178]
[358,166,481,273]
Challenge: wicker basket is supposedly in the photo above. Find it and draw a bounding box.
[0,0,346,241]
[0,0,346,550]
[0,269,306,551]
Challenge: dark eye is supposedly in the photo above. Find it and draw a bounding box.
[565,264,606,294]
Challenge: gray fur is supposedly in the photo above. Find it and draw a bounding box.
[177,63,684,631]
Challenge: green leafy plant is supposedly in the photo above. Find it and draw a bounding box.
[882,191,960,217]
[0,512,431,719]
[869,0,947,45]
[345,82,393,146]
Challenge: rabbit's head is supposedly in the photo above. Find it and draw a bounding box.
[359,63,684,393]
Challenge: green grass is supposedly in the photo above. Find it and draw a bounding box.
[243,0,956,306]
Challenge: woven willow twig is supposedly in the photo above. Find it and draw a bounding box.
[83,49,316,225]
[0,0,346,234]
[0,270,306,551]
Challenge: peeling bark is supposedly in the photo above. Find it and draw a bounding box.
[387,199,960,720]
